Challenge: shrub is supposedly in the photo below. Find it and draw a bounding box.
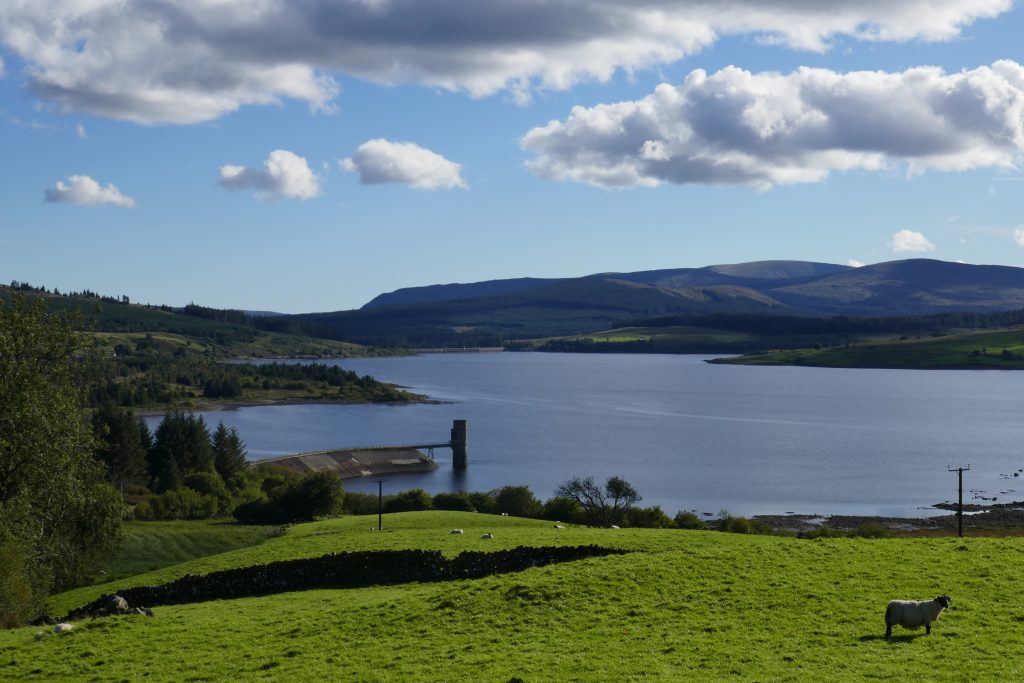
[495,485,542,518]
[432,492,476,512]
[673,511,708,530]
[848,524,893,539]
[234,472,344,524]
[542,496,584,524]
[798,527,845,539]
[720,513,771,535]
[342,491,380,516]
[466,492,497,515]
[143,488,220,520]
[183,472,232,515]
[625,505,676,528]
[384,488,433,513]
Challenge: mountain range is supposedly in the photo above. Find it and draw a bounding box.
[265,259,1024,346]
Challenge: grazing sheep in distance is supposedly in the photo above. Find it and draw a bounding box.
[450,529,463,535]
[481,533,493,539]
[553,525,565,529]
[885,595,951,638]
[53,623,75,635]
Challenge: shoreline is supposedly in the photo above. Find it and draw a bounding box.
[134,394,450,417]
[753,503,1024,534]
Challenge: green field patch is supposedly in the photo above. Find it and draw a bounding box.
[10,512,1024,681]
[717,327,1024,369]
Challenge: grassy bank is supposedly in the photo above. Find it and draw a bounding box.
[3,512,1021,681]
[712,327,1024,369]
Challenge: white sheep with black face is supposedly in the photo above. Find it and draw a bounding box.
[885,595,951,638]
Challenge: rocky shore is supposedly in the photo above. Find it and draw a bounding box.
[753,502,1024,535]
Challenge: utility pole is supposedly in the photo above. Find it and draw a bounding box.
[948,465,970,538]
[377,479,386,531]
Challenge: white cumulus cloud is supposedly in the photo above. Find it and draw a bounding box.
[75,123,87,139]
[43,175,134,207]
[1014,227,1024,247]
[0,1,1011,124]
[218,150,322,200]
[341,139,466,190]
[847,259,865,268]
[521,61,1024,190]
[889,230,936,252]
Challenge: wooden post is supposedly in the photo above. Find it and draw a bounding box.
[948,465,970,538]
[377,479,386,531]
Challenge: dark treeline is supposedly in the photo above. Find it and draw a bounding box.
[627,310,1024,335]
[79,334,407,409]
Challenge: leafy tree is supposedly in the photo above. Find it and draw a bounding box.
[91,405,149,493]
[0,296,122,623]
[494,485,542,518]
[554,475,641,527]
[212,423,247,490]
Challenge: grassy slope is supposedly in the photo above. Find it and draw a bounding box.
[3,512,1022,681]
[716,327,1024,369]
[93,521,279,584]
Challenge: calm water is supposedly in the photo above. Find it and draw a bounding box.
[164,353,1024,517]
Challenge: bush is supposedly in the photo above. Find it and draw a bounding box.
[141,488,220,520]
[234,472,343,524]
[848,524,893,539]
[466,492,497,515]
[673,511,708,530]
[280,472,344,522]
[183,472,232,515]
[720,513,771,535]
[542,496,584,524]
[384,488,433,513]
[342,491,380,516]
[625,505,676,528]
[495,485,542,518]
[798,527,845,539]
[432,492,476,512]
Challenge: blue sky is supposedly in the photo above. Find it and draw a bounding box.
[1,1,1022,313]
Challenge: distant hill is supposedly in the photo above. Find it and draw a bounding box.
[273,259,1024,346]
[363,277,564,309]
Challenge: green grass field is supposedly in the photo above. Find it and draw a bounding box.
[716,327,1024,369]
[92,520,281,584]
[5,512,1024,681]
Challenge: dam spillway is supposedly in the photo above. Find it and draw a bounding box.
[252,419,467,480]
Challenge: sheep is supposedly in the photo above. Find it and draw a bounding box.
[553,525,565,529]
[885,595,951,638]
[450,528,463,535]
[53,623,75,635]
[481,533,493,539]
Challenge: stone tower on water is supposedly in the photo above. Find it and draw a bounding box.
[451,419,468,469]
